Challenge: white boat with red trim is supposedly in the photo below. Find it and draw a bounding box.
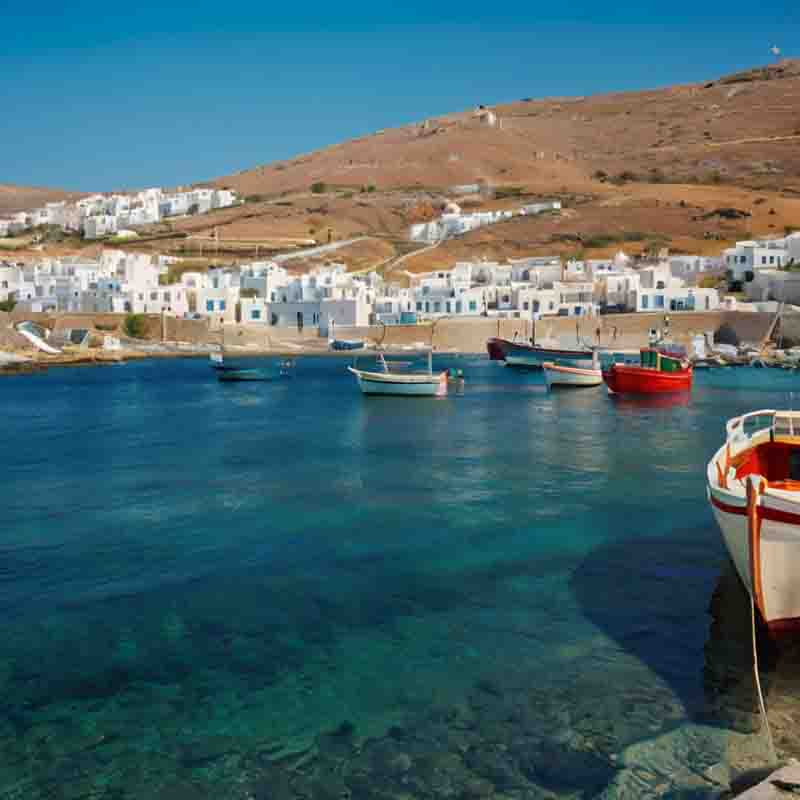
[707,409,800,633]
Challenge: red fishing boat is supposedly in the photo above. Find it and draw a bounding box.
[602,346,692,395]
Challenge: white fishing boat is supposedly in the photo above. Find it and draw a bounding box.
[543,354,602,388]
[707,409,800,633]
[348,352,447,397]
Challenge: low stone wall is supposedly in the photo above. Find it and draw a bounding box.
[1,309,786,353]
[5,310,209,344]
[327,311,780,352]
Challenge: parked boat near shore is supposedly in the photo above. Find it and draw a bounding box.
[330,339,365,351]
[487,337,595,369]
[603,346,692,395]
[707,410,800,633]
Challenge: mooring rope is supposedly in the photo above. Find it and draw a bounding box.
[751,593,778,763]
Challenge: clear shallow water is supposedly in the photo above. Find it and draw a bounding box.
[0,359,794,799]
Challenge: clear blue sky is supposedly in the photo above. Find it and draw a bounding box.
[3,0,796,192]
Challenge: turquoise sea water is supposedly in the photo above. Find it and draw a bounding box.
[1,358,796,799]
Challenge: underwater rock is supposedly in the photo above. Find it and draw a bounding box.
[386,752,411,775]
[317,721,357,761]
[180,736,237,767]
[251,765,294,800]
[524,739,620,796]
[462,777,494,798]
[464,746,521,791]
[311,768,350,800]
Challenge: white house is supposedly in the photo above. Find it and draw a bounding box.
[0,264,21,301]
[724,241,787,283]
[84,215,118,240]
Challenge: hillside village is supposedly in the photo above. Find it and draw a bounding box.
[3,228,799,336]
[0,186,238,240]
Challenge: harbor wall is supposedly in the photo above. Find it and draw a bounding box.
[330,311,780,353]
[2,309,790,352]
[4,311,210,344]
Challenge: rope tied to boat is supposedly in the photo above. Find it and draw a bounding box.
[751,590,777,765]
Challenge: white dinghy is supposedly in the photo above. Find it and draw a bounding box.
[348,351,447,397]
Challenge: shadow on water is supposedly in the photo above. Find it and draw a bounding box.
[571,527,732,727]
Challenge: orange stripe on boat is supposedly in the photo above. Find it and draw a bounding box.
[747,479,767,619]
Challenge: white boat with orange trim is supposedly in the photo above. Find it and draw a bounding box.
[543,355,602,388]
[707,409,800,633]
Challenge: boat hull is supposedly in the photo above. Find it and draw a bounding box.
[709,484,800,632]
[348,367,447,396]
[602,364,692,394]
[330,339,365,351]
[542,362,603,388]
[487,338,594,369]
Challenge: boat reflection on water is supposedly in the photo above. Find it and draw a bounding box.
[609,391,691,412]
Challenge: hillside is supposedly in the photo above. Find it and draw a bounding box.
[214,59,800,196]
[6,60,800,273]
[0,184,83,215]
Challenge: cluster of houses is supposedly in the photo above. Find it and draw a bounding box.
[724,232,800,302]
[1,243,728,335]
[0,187,239,241]
[409,200,562,243]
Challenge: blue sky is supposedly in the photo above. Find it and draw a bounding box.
[2,0,796,191]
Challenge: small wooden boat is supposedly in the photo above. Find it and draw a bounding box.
[603,346,692,395]
[348,352,447,397]
[330,339,365,351]
[543,359,602,388]
[707,410,800,633]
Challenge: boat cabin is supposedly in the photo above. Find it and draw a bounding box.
[717,411,800,491]
[639,347,687,373]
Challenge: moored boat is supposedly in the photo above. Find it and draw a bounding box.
[542,360,603,389]
[348,352,447,397]
[330,339,366,351]
[487,337,595,369]
[707,410,800,633]
[602,346,692,395]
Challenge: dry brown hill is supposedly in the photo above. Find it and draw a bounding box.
[0,184,83,215]
[6,60,800,274]
[213,59,800,197]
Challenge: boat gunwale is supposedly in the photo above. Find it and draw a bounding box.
[347,365,446,385]
[542,361,602,377]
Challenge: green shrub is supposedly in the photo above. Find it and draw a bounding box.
[310,182,327,194]
[494,185,525,199]
[0,298,16,312]
[123,314,147,339]
[582,234,618,249]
